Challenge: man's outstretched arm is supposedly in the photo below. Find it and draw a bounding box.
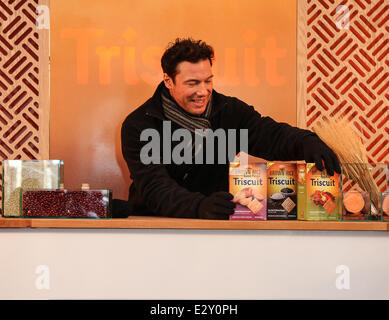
[236,100,340,176]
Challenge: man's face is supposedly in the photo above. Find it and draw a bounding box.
[164,59,213,115]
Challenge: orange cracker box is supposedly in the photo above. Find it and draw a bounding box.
[267,162,297,220]
[297,162,340,221]
[229,162,267,220]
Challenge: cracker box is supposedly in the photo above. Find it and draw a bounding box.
[229,162,267,220]
[297,162,340,220]
[267,162,297,220]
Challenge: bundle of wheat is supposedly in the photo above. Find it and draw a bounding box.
[314,117,380,215]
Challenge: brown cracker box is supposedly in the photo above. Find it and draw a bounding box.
[267,162,297,220]
[297,162,340,221]
[229,162,267,220]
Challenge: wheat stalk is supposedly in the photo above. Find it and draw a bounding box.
[314,118,380,215]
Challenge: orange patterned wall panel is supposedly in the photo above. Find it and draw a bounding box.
[0,0,49,200]
[298,0,388,191]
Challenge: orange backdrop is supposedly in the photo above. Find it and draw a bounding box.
[50,0,297,200]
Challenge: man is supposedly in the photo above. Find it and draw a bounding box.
[118,38,340,219]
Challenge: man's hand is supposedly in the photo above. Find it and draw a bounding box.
[198,192,236,220]
[302,135,341,176]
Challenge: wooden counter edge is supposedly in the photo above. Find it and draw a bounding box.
[0,218,30,228]
[0,217,388,231]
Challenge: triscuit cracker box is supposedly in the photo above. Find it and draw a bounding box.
[297,162,340,220]
[229,162,267,220]
[267,162,297,220]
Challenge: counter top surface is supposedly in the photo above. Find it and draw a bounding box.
[0,216,389,231]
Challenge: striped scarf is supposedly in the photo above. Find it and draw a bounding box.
[161,87,212,136]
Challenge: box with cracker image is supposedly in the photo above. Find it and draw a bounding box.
[267,162,297,220]
[297,162,340,221]
[229,162,267,220]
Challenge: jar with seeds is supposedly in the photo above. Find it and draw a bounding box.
[20,189,112,219]
[2,160,64,217]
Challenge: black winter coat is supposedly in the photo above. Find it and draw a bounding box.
[121,82,316,218]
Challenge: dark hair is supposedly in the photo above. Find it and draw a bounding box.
[161,38,214,81]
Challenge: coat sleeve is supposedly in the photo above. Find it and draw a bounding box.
[121,118,206,218]
[235,99,317,161]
